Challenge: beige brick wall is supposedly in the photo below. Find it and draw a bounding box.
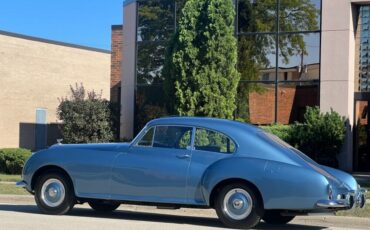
[0,33,110,149]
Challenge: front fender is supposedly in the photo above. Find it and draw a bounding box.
[22,149,73,192]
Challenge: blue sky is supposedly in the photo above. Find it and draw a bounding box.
[0,0,124,50]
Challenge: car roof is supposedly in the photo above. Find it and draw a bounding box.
[147,116,260,134]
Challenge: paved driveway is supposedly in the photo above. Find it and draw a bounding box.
[0,195,370,230]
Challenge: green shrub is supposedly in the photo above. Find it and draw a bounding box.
[260,124,296,143]
[294,107,346,167]
[260,107,346,168]
[57,83,114,143]
[0,148,32,174]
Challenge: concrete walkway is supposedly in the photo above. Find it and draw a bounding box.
[0,181,17,185]
[0,195,370,230]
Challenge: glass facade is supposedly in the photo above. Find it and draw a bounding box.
[135,0,321,131]
[236,0,321,124]
[358,6,370,91]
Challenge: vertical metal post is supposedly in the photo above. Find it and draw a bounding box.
[174,1,177,31]
[275,0,280,123]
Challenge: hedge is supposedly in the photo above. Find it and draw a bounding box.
[260,124,295,144]
[0,148,32,174]
[260,107,346,168]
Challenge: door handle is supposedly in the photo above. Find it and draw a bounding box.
[176,154,191,159]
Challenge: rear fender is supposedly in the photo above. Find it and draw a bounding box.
[202,157,329,210]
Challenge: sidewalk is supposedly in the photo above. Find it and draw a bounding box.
[0,181,16,185]
[353,173,370,180]
[0,194,34,204]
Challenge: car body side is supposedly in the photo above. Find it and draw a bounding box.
[21,117,358,212]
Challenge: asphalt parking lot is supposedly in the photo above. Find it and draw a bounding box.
[1,195,370,230]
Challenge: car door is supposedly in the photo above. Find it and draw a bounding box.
[110,125,193,204]
[186,127,236,204]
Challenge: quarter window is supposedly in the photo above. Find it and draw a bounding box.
[153,126,193,149]
[137,127,154,146]
[194,128,236,153]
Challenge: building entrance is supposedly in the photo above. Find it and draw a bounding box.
[354,93,370,172]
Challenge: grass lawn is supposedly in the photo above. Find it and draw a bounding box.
[336,178,370,218]
[336,205,370,218]
[356,179,370,198]
[0,173,21,182]
[0,183,28,195]
[0,174,27,195]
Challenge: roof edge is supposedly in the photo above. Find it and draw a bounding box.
[0,30,111,54]
[112,25,123,30]
[123,0,137,7]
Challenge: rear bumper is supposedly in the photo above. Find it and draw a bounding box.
[316,188,367,210]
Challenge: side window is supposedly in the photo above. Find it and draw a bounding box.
[153,126,192,149]
[194,128,236,153]
[137,127,154,146]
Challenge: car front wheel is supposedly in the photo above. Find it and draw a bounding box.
[215,183,263,229]
[35,172,75,215]
[88,200,120,212]
[262,210,295,224]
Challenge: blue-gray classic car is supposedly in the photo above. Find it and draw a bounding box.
[17,117,366,229]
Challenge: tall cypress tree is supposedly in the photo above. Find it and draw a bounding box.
[165,0,239,119]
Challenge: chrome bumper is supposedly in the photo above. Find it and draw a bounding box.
[316,188,367,210]
[316,200,349,208]
[15,180,27,188]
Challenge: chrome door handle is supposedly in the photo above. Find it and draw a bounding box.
[176,154,191,159]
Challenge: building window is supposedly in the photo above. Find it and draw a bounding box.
[235,0,321,124]
[358,6,370,92]
[134,0,322,131]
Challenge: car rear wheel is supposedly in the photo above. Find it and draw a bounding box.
[262,210,295,224]
[88,200,120,212]
[34,172,75,215]
[215,183,263,229]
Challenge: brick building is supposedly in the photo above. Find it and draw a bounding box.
[0,30,110,150]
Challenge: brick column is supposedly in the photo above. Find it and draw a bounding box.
[110,25,123,104]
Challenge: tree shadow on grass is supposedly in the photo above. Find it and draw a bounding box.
[0,204,328,229]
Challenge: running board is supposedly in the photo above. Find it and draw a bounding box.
[156,206,180,210]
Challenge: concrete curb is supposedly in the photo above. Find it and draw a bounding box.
[0,181,16,185]
[0,194,34,204]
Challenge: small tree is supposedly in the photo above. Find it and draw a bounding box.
[57,83,113,143]
[164,0,240,119]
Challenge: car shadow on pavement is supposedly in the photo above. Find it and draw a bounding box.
[0,204,328,230]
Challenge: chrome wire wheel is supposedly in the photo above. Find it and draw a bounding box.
[223,188,253,220]
[40,178,66,208]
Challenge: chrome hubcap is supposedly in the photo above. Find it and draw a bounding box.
[233,199,244,209]
[41,179,65,207]
[223,188,253,220]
